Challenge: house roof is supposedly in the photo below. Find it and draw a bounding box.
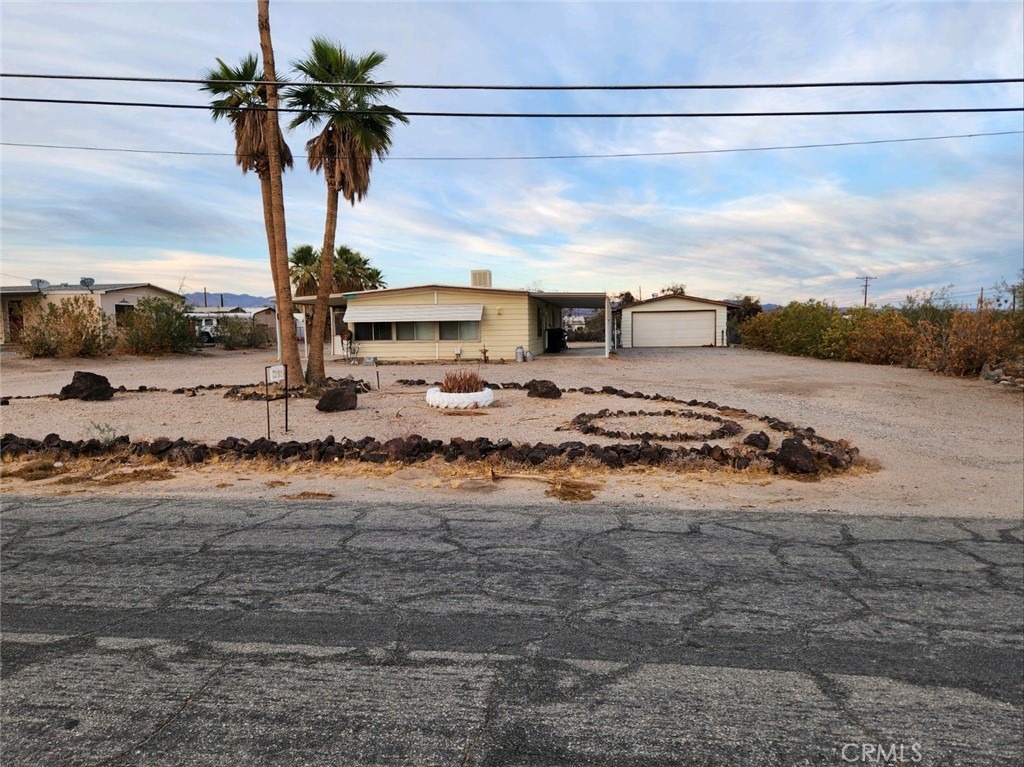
[619,293,731,310]
[342,284,531,300]
[293,284,608,310]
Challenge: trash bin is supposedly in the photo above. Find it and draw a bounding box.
[544,328,561,353]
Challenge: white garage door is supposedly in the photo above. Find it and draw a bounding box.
[631,310,716,347]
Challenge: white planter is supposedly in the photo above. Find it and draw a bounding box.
[425,387,494,409]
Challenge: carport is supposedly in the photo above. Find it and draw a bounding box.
[528,291,611,357]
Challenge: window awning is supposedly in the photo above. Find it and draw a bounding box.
[343,304,484,323]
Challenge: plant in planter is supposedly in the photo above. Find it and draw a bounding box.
[425,369,494,409]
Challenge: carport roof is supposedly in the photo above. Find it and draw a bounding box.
[529,291,607,309]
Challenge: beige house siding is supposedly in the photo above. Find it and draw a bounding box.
[2,284,181,343]
[342,287,564,362]
[620,296,728,348]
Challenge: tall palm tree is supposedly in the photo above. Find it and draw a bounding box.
[255,0,304,378]
[286,37,408,384]
[201,48,303,376]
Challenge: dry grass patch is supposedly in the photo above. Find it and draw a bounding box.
[95,468,175,485]
[2,459,65,482]
[281,491,334,500]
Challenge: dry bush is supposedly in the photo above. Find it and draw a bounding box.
[823,308,918,365]
[441,369,485,393]
[18,296,115,358]
[914,305,1018,376]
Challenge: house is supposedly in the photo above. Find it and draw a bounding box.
[618,294,730,348]
[294,272,609,362]
[0,281,182,345]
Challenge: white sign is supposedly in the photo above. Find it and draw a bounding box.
[267,364,286,384]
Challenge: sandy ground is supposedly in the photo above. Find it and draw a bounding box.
[1,345,1022,519]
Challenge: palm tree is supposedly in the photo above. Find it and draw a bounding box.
[286,37,408,383]
[290,244,387,296]
[289,244,322,297]
[201,47,303,377]
[255,0,304,377]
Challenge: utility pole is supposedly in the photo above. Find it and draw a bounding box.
[856,275,876,307]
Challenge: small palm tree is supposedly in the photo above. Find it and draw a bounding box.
[290,244,387,296]
[201,50,303,375]
[289,244,322,297]
[286,37,407,383]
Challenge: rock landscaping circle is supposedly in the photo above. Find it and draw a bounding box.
[569,408,743,443]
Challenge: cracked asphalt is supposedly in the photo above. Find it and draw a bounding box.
[1,496,1021,766]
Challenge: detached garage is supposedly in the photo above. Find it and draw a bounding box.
[619,294,729,348]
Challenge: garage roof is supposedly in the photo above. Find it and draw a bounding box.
[342,304,484,323]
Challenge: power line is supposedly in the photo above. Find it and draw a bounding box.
[2,72,1021,90]
[3,130,1021,162]
[2,96,1021,118]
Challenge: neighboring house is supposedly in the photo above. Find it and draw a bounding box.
[0,281,182,344]
[618,294,730,348]
[312,273,608,362]
[244,307,278,343]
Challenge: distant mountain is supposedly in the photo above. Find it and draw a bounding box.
[184,291,274,309]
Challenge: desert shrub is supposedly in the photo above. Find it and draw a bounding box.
[217,317,272,350]
[726,296,763,345]
[741,300,838,357]
[822,307,918,365]
[913,304,1018,376]
[117,297,197,355]
[18,295,115,358]
[737,310,779,351]
[441,369,485,393]
[897,289,958,329]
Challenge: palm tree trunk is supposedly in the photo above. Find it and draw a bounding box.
[257,0,304,378]
[306,186,340,384]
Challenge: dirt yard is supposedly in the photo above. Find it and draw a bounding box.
[1,346,1021,519]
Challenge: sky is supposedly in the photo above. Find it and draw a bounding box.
[1,1,1022,307]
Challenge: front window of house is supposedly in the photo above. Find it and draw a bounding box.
[354,322,393,341]
[396,321,434,341]
[439,320,479,341]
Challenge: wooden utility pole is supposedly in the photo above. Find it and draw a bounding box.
[856,275,876,306]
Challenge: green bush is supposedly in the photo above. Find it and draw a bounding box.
[737,310,779,352]
[740,300,839,357]
[117,297,198,355]
[217,317,272,350]
[18,296,115,358]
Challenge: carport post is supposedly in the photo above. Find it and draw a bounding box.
[605,293,612,356]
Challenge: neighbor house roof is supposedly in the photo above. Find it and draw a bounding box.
[619,293,731,310]
[1,282,181,298]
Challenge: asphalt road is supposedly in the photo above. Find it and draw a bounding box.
[1,496,1021,766]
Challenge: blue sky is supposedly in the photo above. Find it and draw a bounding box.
[2,1,1022,306]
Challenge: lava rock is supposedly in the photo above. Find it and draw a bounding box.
[316,387,358,412]
[776,438,819,474]
[743,431,771,450]
[526,379,562,399]
[59,371,115,401]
